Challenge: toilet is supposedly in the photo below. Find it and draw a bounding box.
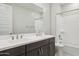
[55,39,64,56]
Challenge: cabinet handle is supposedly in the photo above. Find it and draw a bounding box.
[40,48,43,55]
[38,49,41,55]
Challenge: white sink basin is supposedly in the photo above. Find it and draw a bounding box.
[8,39,26,43]
[0,40,10,47]
[23,35,49,40]
[23,36,41,39]
[0,38,34,51]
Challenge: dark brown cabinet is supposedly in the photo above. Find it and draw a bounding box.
[26,48,39,56]
[49,43,55,56]
[26,45,49,56]
[49,38,55,56]
[0,37,55,56]
[26,37,55,56]
[0,45,25,56]
[39,45,49,56]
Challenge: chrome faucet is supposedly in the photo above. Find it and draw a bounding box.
[9,32,14,40]
[11,36,14,40]
[20,34,23,39]
[16,34,18,39]
[36,30,42,36]
[58,34,62,40]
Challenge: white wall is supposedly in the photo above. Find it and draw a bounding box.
[51,3,62,35]
[61,3,79,12]
[0,4,12,35]
[51,3,79,35]
[55,3,79,56]
[61,3,79,56]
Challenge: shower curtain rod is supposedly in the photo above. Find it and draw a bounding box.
[56,8,79,15]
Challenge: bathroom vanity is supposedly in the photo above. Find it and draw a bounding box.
[0,3,55,56]
[26,37,55,56]
[0,35,55,56]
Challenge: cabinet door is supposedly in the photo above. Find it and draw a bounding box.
[39,45,49,56]
[26,45,49,56]
[26,48,39,56]
[0,45,25,56]
[49,38,55,56]
[49,43,55,56]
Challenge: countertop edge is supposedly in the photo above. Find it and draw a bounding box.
[0,36,55,51]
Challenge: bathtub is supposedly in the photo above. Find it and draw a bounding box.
[55,43,79,56]
[62,45,79,56]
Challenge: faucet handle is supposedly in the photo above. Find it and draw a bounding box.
[12,36,14,40]
[16,34,18,39]
[20,34,24,39]
[20,35,23,39]
[10,35,14,40]
[9,32,13,35]
[58,34,62,40]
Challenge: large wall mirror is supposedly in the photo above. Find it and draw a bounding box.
[0,3,43,35]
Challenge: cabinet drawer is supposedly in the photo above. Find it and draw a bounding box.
[0,45,25,56]
[26,39,49,51]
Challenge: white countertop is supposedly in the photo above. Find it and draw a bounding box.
[0,34,55,51]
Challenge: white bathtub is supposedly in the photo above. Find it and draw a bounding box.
[55,43,79,56]
[62,45,79,56]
